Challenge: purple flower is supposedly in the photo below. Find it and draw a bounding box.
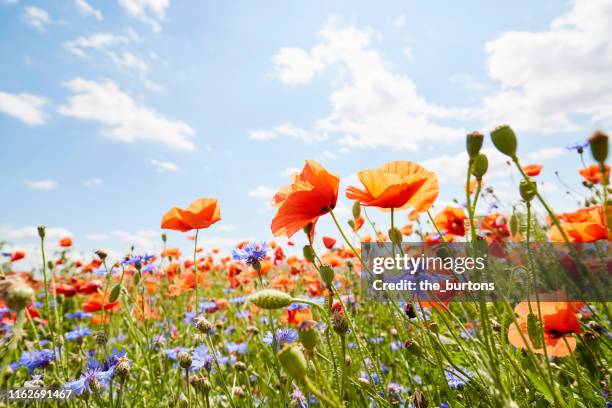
[63,357,114,395]
[65,311,93,320]
[445,367,473,389]
[10,349,56,373]
[232,242,267,266]
[566,141,589,153]
[65,327,93,341]
[121,254,154,268]
[263,328,298,349]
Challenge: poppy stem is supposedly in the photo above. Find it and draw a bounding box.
[193,229,199,317]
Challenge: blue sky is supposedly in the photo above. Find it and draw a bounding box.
[1,0,611,266]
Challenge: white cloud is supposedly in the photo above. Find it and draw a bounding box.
[217,225,237,232]
[75,0,103,20]
[481,0,612,133]
[111,51,148,76]
[0,224,72,240]
[318,150,337,160]
[450,73,487,92]
[249,123,319,142]
[63,33,131,58]
[59,78,195,151]
[526,147,565,161]
[149,158,178,172]
[22,6,50,31]
[281,167,300,177]
[83,177,103,187]
[248,185,275,199]
[268,21,467,150]
[112,229,159,252]
[421,148,512,185]
[2,0,19,4]
[26,179,58,191]
[118,0,169,32]
[0,91,47,125]
[393,15,406,29]
[85,233,109,241]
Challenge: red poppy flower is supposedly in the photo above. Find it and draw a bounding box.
[523,164,543,177]
[322,236,336,249]
[59,237,73,247]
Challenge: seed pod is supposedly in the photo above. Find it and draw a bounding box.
[247,289,293,310]
[466,131,484,159]
[302,245,315,262]
[490,124,518,158]
[277,345,307,381]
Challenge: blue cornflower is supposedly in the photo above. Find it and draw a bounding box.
[121,254,154,268]
[390,341,402,351]
[190,344,212,371]
[63,357,114,395]
[65,311,93,319]
[198,301,217,313]
[229,296,246,305]
[359,372,380,385]
[262,328,298,349]
[232,242,267,266]
[566,141,589,152]
[234,310,251,319]
[444,367,473,389]
[10,349,56,373]
[287,302,309,311]
[184,311,196,324]
[225,342,247,355]
[163,347,189,360]
[65,327,93,341]
[440,402,450,408]
[369,336,384,345]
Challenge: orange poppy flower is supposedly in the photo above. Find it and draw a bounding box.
[346,161,438,211]
[322,236,336,249]
[508,302,581,357]
[400,224,413,236]
[579,164,610,184]
[59,237,73,247]
[352,216,365,232]
[161,248,182,259]
[434,206,467,236]
[523,164,543,177]
[549,205,609,242]
[271,160,339,240]
[161,198,221,232]
[82,292,119,313]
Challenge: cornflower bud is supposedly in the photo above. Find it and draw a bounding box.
[93,330,107,346]
[194,315,213,335]
[178,351,192,369]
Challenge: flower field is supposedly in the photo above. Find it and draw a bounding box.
[0,126,611,407]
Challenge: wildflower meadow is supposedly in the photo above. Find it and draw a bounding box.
[1,126,611,407]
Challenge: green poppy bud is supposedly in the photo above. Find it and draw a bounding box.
[302,245,315,263]
[248,289,293,310]
[388,227,403,245]
[297,320,319,351]
[37,225,46,239]
[318,265,334,288]
[509,213,519,237]
[109,284,122,303]
[277,345,307,381]
[490,124,518,158]
[589,130,609,164]
[466,131,484,159]
[352,201,361,219]
[519,179,537,202]
[470,153,488,180]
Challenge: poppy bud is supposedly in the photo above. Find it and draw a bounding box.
[178,351,192,369]
[161,233,167,243]
[297,320,319,351]
[37,225,46,239]
[95,250,107,261]
[277,345,307,381]
[109,284,122,303]
[318,265,334,288]
[589,131,609,164]
[411,389,428,408]
[509,213,519,237]
[490,124,518,158]
[248,289,293,310]
[352,201,361,219]
[302,223,313,238]
[194,315,213,334]
[388,227,403,245]
[302,245,315,263]
[466,131,484,159]
[470,153,488,180]
[3,278,34,311]
[332,313,349,336]
[519,179,537,202]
